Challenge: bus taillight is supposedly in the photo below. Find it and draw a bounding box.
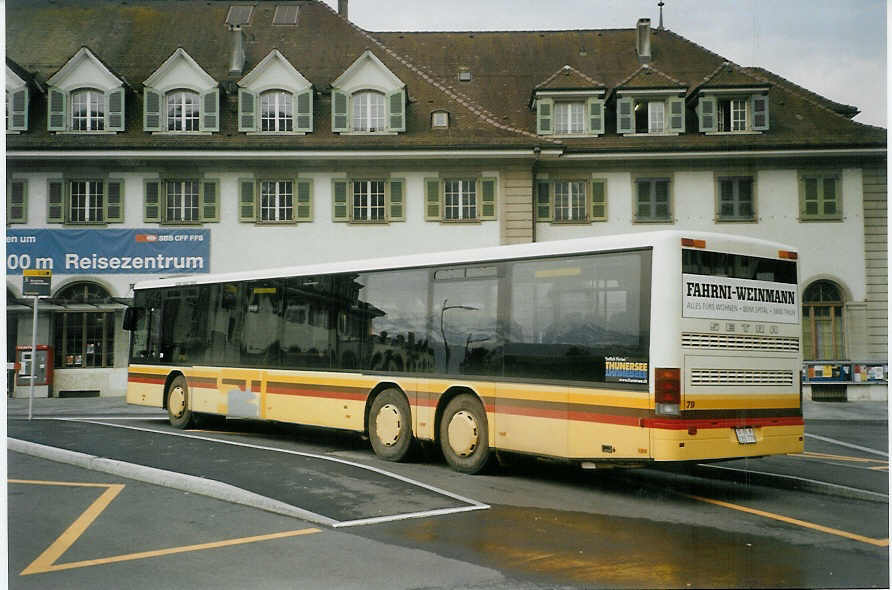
[655,367,681,416]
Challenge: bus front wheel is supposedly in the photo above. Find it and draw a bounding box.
[368,388,414,462]
[167,375,196,429]
[439,394,491,474]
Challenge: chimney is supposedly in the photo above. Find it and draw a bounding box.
[338,0,348,19]
[636,18,651,63]
[228,26,246,76]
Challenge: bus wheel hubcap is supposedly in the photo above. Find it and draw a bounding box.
[169,387,186,418]
[447,411,478,457]
[376,404,402,446]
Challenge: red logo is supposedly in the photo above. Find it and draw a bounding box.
[135,234,158,243]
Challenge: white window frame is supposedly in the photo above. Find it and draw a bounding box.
[166,90,200,132]
[71,89,105,131]
[554,101,585,135]
[260,180,294,222]
[260,91,294,132]
[165,180,200,222]
[647,101,665,134]
[444,179,478,220]
[351,91,386,132]
[554,181,587,222]
[69,180,105,223]
[352,179,386,221]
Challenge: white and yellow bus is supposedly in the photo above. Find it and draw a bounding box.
[125,231,804,473]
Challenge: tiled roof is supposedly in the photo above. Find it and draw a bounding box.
[696,61,770,92]
[536,65,605,91]
[6,0,884,153]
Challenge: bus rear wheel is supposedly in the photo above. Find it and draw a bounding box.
[167,375,196,429]
[439,394,491,474]
[368,388,414,462]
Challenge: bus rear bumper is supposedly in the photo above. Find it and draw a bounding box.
[650,423,804,461]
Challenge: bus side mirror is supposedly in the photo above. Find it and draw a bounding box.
[122,307,138,331]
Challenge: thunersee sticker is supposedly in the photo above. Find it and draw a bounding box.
[683,273,798,324]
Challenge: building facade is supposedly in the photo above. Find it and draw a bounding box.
[6,0,887,400]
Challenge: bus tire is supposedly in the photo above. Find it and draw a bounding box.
[166,375,196,429]
[439,394,491,474]
[368,388,414,462]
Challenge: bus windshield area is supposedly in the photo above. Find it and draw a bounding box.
[129,250,652,386]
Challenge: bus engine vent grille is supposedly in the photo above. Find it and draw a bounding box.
[682,332,799,352]
[690,368,795,386]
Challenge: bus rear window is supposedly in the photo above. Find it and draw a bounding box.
[683,249,796,284]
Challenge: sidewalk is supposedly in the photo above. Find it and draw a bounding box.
[5,395,888,421]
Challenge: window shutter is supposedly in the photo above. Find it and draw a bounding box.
[7,180,27,223]
[424,178,442,221]
[202,179,220,222]
[668,97,685,133]
[801,176,819,217]
[238,88,257,132]
[106,88,125,131]
[617,97,634,134]
[387,88,406,132]
[105,179,125,222]
[332,89,349,132]
[698,96,717,132]
[239,178,256,222]
[295,89,313,133]
[48,87,67,131]
[751,94,769,131]
[47,179,65,223]
[200,87,220,132]
[144,88,162,131]
[535,181,552,221]
[479,177,497,220]
[388,178,406,221]
[295,179,313,221]
[536,97,553,135]
[586,97,604,135]
[332,179,349,221]
[591,179,607,221]
[10,88,28,131]
[143,180,162,222]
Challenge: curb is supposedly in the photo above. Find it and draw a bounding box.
[8,438,338,527]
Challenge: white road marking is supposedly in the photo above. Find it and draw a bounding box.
[805,433,889,457]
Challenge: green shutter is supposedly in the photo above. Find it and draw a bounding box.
[535,181,552,221]
[295,89,313,132]
[296,179,313,221]
[238,88,257,132]
[752,94,769,131]
[389,178,406,221]
[143,180,162,222]
[617,97,634,134]
[698,96,717,132]
[479,177,497,220]
[144,88,162,131]
[202,179,220,222]
[332,89,349,132]
[536,97,553,135]
[388,88,406,132]
[239,178,256,222]
[822,177,838,216]
[668,97,685,133]
[332,179,349,221]
[424,178,442,220]
[586,97,604,135]
[7,180,27,223]
[9,88,28,132]
[106,88,125,131]
[48,87,67,131]
[200,87,220,132]
[47,179,65,223]
[591,179,607,221]
[105,179,125,222]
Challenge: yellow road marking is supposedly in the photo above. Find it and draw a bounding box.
[793,451,888,465]
[11,479,322,575]
[869,465,889,471]
[686,494,889,547]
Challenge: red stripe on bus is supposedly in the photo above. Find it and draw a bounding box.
[188,377,219,389]
[266,382,366,402]
[644,416,804,430]
[127,374,166,385]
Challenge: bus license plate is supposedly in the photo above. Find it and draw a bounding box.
[735,427,756,444]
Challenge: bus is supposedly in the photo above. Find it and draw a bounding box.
[124,230,804,473]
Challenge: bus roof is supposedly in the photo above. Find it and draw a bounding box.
[132,230,797,291]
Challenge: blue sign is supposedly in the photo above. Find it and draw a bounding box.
[6,229,210,275]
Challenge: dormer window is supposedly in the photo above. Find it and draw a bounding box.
[331,50,406,135]
[166,90,199,131]
[260,91,293,132]
[71,89,105,131]
[617,94,685,135]
[698,92,769,134]
[143,48,219,134]
[47,47,125,133]
[238,50,312,134]
[431,111,449,128]
[351,90,386,132]
[554,102,584,134]
[533,66,605,137]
